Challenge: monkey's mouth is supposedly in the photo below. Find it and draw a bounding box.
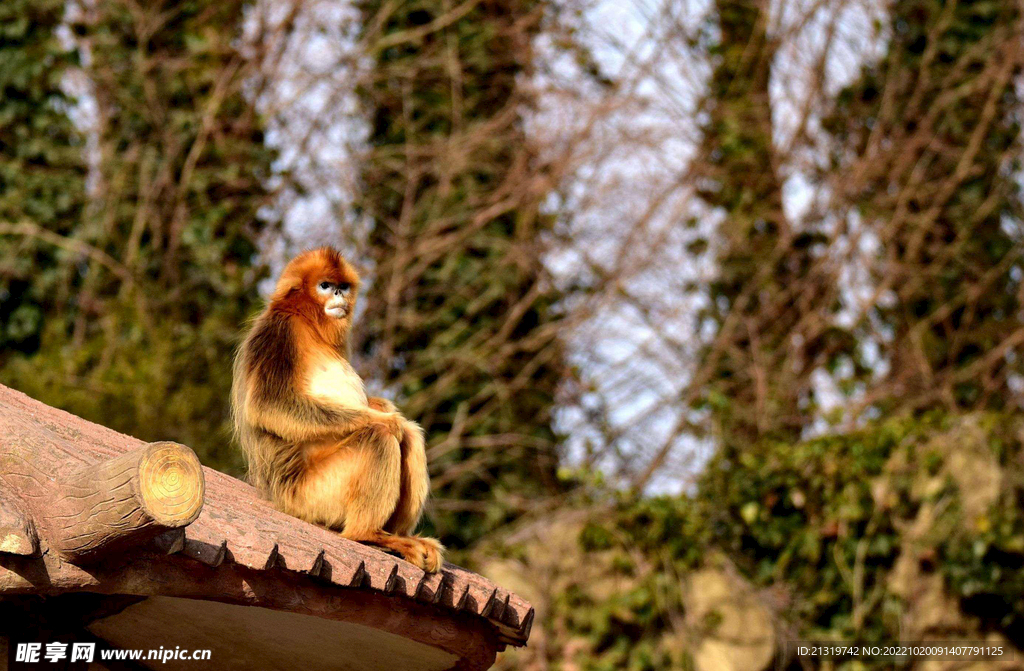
[325,304,348,319]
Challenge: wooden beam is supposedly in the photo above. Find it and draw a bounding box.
[44,442,205,562]
[0,553,501,671]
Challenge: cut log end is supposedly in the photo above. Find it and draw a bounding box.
[42,441,206,562]
[137,442,205,527]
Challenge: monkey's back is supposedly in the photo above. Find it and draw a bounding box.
[231,311,302,496]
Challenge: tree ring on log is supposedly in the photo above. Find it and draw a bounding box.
[38,441,207,562]
[137,442,205,527]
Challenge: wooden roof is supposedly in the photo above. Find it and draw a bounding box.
[0,384,532,671]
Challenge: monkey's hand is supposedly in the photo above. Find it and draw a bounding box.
[367,397,398,414]
[364,410,405,443]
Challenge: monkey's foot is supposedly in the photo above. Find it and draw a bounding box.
[350,532,445,573]
[403,535,444,573]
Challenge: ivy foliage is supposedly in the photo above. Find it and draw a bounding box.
[536,414,1024,670]
[0,0,87,354]
[694,0,852,446]
[0,0,274,473]
[825,0,1024,412]
[355,0,567,549]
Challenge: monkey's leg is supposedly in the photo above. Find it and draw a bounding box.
[286,422,402,531]
[378,420,445,572]
[366,399,427,534]
[383,419,430,536]
[328,423,443,572]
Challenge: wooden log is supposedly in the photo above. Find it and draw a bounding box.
[44,441,205,562]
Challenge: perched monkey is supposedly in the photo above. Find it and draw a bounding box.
[231,247,443,571]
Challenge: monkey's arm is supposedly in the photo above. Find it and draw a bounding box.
[241,315,400,443]
[367,397,397,413]
[245,394,385,444]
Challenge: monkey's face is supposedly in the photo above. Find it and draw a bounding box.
[304,249,360,322]
[315,279,354,320]
[271,247,361,326]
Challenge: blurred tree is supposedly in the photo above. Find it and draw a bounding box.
[826,0,1024,414]
[694,0,848,446]
[355,0,567,548]
[0,0,87,355]
[494,413,1024,670]
[0,0,275,473]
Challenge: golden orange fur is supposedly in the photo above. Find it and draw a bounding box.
[231,247,442,571]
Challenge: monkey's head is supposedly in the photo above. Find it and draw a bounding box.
[270,247,361,325]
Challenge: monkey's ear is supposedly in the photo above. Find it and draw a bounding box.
[271,269,304,302]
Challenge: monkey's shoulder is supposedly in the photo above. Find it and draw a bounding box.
[303,354,368,409]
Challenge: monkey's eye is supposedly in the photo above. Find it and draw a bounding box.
[317,281,332,293]
[338,282,351,293]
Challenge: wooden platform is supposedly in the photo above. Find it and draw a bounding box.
[0,384,532,671]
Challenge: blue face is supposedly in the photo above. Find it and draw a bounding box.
[316,280,352,296]
[317,279,353,319]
